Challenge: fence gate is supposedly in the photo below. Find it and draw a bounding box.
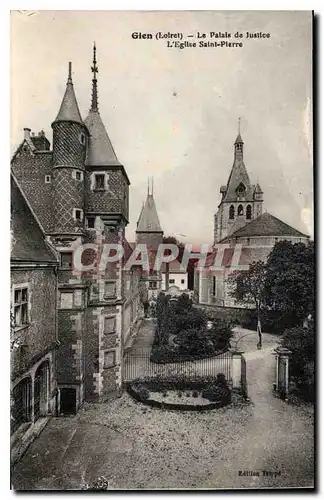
[241,354,248,398]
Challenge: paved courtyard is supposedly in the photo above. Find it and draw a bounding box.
[12,320,314,490]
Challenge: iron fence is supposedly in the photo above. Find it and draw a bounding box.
[123,349,233,383]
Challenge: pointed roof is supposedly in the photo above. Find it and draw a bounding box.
[223,132,253,202]
[234,133,243,144]
[254,182,263,193]
[84,44,121,166]
[223,212,309,240]
[85,111,121,166]
[53,62,83,125]
[136,193,163,233]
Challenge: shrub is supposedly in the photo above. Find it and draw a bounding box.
[208,320,234,349]
[133,382,150,400]
[202,374,231,403]
[202,384,231,403]
[281,321,315,402]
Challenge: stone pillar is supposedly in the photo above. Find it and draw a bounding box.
[231,350,243,390]
[274,347,292,400]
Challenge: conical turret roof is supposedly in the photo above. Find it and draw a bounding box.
[53,62,83,125]
[85,111,121,166]
[84,43,121,166]
[136,193,163,233]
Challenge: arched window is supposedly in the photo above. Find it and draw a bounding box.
[246,205,252,220]
[238,204,244,216]
[229,205,235,219]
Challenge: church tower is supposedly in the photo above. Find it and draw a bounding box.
[136,179,163,297]
[52,62,88,234]
[136,178,163,250]
[213,122,263,243]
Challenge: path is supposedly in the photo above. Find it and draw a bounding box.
[203,331,314,489]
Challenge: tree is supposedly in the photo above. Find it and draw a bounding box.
[263,241,314,326]
[228,260,266,346]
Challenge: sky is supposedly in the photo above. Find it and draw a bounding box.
[11,10,313,243]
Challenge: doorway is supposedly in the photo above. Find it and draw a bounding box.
[60,388,77,415]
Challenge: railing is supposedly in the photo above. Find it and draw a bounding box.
[123,349,232,383]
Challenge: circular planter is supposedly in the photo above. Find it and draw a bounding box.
[126,378,232,412]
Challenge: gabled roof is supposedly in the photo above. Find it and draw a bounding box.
[136,194,163,233]
[11,176,57,263]
[223,212,309,240]
[53,64,84,125]
[85,110,121,166]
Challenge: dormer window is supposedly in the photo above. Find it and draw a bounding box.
[238,204,244,216]
[45,175,51,184]
[79,132,86,145]
[246,205,252,220]
[229,205,235,220]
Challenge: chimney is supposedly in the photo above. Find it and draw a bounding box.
[30,130,51,151]
[23,128,31,140]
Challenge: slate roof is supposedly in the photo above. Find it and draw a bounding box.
[223,159,253,202]
[136,194,163,232]
[11,176,57,263]
[224,212,309,240]
[85,110,121,166]
[53,70,83,125]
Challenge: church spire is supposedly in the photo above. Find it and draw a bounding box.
[85,43,121,166]
[90,42,99,112]
[234,117,244,160]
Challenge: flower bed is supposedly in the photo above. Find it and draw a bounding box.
[126,374,232,411]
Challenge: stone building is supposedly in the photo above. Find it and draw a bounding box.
[136,181,164,299]
[11,45,142,413]
[161,260,188,292]
[11,175,58,462]
[194,128,309,307]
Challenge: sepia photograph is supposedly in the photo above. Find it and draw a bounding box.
[10,10,314,491]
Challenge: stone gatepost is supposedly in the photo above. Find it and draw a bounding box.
[274,347,292,400]
[231,350,244,391]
